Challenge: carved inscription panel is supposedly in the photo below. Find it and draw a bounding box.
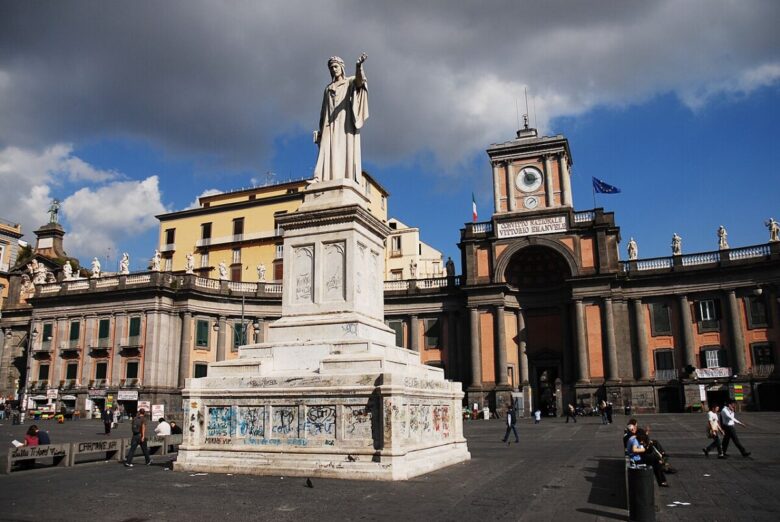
[323,242,345,302]
[293,246,314,303]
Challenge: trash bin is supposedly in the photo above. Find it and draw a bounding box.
[627,465,655,522]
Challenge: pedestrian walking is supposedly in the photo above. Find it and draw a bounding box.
[606,402,613,424]
[703,404,725,458]
[565,403,577,423]
[124,409,151,467]
[534,409,541,424]
[501,405,519,444]
[599,400,608,424]
[103,407,112,435]
[720,400,750,457]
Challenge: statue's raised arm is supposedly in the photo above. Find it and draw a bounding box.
[355,53,367,88]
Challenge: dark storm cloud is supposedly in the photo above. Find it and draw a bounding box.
[1,0,779,173]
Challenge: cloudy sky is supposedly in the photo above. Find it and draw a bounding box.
[1,1,779,271]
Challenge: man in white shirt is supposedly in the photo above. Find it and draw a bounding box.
[154,417,172,437]
[720,400,750,457]
[703,404,725,458]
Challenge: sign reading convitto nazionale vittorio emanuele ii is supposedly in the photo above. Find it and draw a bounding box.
[496,215,567,238]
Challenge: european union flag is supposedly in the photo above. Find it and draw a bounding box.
[592,177,621,194]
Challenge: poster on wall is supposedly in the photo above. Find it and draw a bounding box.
[137,401,151,414]
[117,390,138,401]
[46,389,58,400]
[151,404,165,421]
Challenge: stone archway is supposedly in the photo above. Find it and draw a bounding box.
[494,237,578,287]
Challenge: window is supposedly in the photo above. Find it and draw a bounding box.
[275,244,284,259]
[98,318,110,339]
[249,194,256,200]
[232,248,241,264]
[390,236,401,256]
[650,303,672,336]
[196,319,210,348]
[125,361,139,379]
[751,343,774,366]
[423,318,441,349]
[700,346,728,369]
[390,269,403,281]
[231,264,242,282]
[129,316,141,341]
[381,196,386,210]
[386,319,404,348]
[69,320,80,341]
[194,363,208,378]
[365,181,371,196]
[232,322,245,351]
[273,261,283,282]
[165,228,175,245]
[654,349,675,370]
[95,362,108,380]
[432,261,440,275]
[418,244,422,255]
[201,222,212,240]
[38,364,49,381]
[233,217,244,237]
[66,363,78,380]
[508,366,515,387]
[745,296,769,328]
[164,257,172,271]
[200,252,209,268]
[42,322,53,349]
[695,299,720,331]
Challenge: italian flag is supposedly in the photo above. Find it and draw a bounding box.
[472,193,478,222]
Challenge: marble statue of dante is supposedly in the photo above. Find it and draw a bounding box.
[91,257,101,278]
[313,53,369,182]
[119,252,130,274]
[185,253,195,274]
[627,238,638,260]
[218,261,228,281]
[62,261,73,281]
[717,225,729,250]
[767,218,780,242]
[257,263,266,282]
[151,250,161,272]
[671,233,682,256]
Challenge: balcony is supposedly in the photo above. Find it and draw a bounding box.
[160,243,176,253]
[89,379,108,388]
[121,336,142,349]
[59,341,81,355]
[120,378,140,388]
[654,369,678,381]
[59,379,79,390]
[753,364,775,378]
[36,340,53,352]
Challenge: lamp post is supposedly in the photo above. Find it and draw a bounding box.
[20,324,39,424]
[211,295,260,348]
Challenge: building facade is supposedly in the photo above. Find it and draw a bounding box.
[1,127,778,417]
[385,218,445,281]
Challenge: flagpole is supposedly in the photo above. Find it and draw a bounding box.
[592,182,596,209]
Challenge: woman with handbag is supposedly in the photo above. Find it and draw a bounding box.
[703,404,725,458]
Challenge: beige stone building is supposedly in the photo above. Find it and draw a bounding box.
[385,218,445,281]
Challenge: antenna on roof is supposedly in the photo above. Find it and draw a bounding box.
[533,95,538,130]
[524,88,530,129]
[515,98,520,132]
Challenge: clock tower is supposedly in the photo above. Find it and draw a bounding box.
[486,120,573,215]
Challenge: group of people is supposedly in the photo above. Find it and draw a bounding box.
[23,424,51,446]
[703,400,751,458]
[624,399,752,489]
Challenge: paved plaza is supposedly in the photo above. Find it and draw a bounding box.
[0,412,778,521]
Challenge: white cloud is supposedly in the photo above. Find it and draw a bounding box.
[0,144,119,243]
[61,176,167,260]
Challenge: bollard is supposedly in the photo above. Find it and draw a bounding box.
[627,465,655,522]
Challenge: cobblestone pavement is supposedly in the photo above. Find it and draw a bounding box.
[0,412,778,521]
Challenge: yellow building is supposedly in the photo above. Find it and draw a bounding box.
[156,174,388,282]
[0,218,24,303]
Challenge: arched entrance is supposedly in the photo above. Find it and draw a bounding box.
[504,244,574,414]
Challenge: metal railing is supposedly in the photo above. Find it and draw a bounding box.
[160,243,175,252]
[573,211,595,223]
[753,364,775,377]
[654,369,678,381]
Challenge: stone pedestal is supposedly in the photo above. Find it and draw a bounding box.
[177,179,470,480]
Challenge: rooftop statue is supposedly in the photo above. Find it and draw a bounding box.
[313,53,369,182]
[717,225,729,250]
[627,237,638,260]
[151,250,161,272]
[185,253,195,274]
[91,257,101,278]
[119,252,130,275]
[767,218,780,242]
[671,233,682,256]
[48,199,60,224]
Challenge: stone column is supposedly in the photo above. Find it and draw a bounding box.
[409,315,419,352]
[543,155,554,207]
[216,316,227,362]
[505,162,516,212]
[631,299,650,380]
[469,308,482,387]
[516,310,529,384]
[560,304,572,383]
[447,310,459,380]
[495,305,508,385]
[254,318,264,344]
[677,295,695,369]
[177,312,192,388]
[560,153,573,207]
[492,163,501,213]
[603,298,619,381]
[726,290,747,374]
[574,300,589,382]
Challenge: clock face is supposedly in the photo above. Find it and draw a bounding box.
[524,196,539,209]
[516,166,544,193]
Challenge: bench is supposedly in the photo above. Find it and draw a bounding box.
[4,443,70,473]
[69,438,124,466]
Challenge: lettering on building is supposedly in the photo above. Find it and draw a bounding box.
[496,215,568,238]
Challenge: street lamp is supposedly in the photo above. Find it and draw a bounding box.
[20,325,39,424]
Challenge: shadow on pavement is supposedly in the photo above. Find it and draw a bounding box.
[583,457,627,511]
